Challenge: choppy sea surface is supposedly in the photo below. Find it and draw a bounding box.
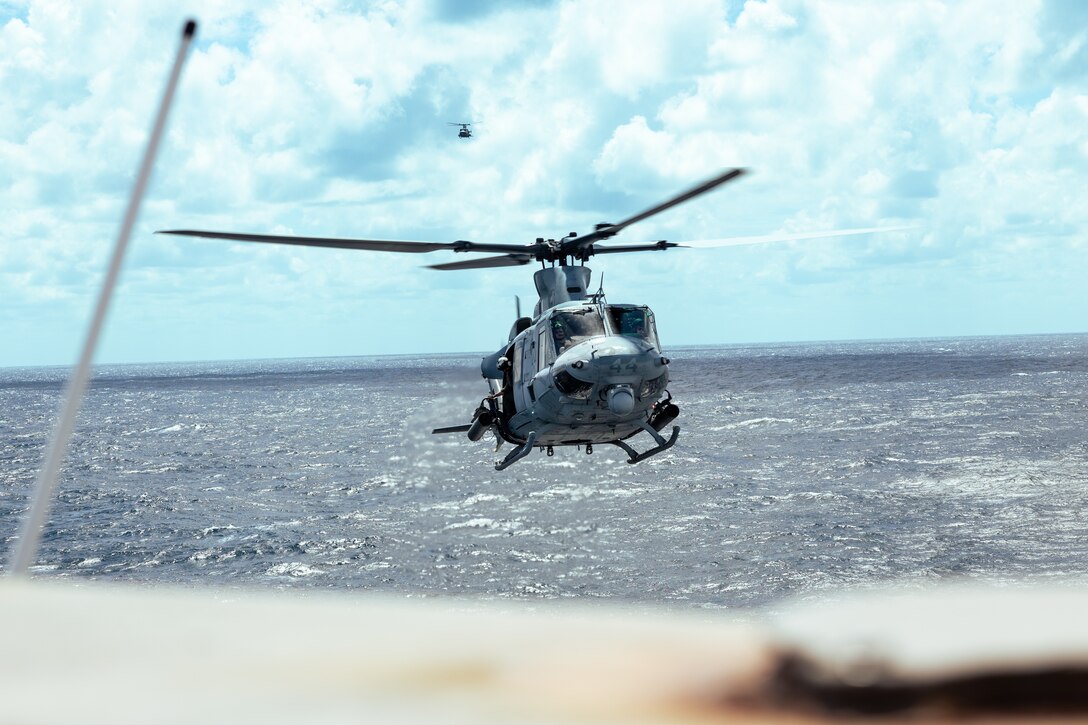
[2,335,1086,609]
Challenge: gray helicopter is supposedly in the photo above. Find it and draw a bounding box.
[160,168,900,469]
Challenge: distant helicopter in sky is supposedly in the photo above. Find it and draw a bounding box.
[448,122,473,138]
[160,169,903,470]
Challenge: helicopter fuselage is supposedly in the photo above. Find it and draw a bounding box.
[160,168,759,470]
[468,266,680,469]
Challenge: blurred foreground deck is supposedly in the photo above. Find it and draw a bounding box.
[2,580,1086,723]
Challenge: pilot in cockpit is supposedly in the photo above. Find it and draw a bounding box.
[552,319,573,353]
[619,311,646,338]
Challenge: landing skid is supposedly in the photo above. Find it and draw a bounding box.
[610,419,680,465]
[495,431,537,471]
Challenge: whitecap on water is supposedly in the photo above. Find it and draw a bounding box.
[443,517,522,533]
[265,562,326,577]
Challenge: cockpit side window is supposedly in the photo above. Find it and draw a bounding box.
[549,309,606,355]
[645,310,660,350]
[608,306,660,349]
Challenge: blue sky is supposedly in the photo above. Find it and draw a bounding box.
[1,0,1086,367]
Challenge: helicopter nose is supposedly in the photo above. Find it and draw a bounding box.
[590,335,646,358]
[606,385,635,414]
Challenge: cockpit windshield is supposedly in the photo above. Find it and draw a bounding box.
[608,306,659,348]
[550,308,606,354]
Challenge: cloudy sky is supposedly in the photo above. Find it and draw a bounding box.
[1,0,1086,367]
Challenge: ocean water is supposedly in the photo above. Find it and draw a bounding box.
[1,335,1086,609]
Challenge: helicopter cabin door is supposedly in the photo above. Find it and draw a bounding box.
[513,334,538,412]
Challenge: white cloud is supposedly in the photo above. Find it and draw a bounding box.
[736,0,798,32]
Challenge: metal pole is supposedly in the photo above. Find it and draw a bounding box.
[7,19,198,576]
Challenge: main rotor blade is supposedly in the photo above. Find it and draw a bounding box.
[562,168,747,255]
[428,254,534,271]
[679,225,915,248]
[159,229,450,252]
[591,242,679,255]
[608,168,747,236]
[157,229,536,255]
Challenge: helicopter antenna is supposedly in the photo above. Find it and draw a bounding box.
[591,273,606,303]
[515,295,521,318]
